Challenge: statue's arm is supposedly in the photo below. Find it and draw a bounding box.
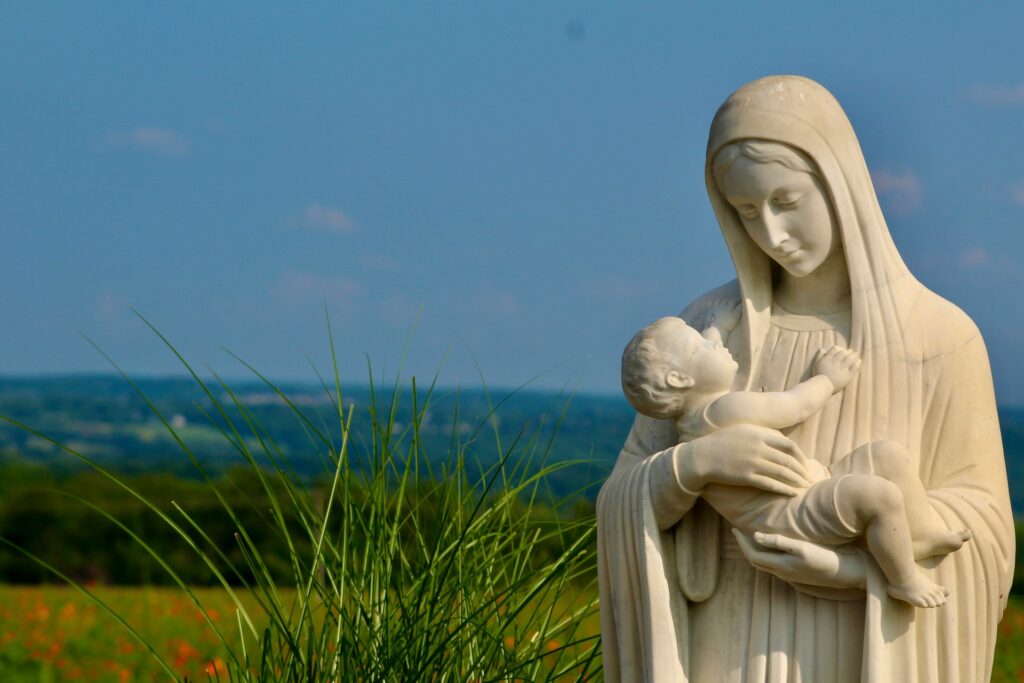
[645,422,816,530]
[649,442,703,530]
[615,413,700,530]
[708,377,834,430]
[919,330,1014,590]
[716,346,859,430]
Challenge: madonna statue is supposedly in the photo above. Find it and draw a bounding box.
[596,75,1014,682]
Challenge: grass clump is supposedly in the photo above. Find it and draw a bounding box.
[0,321,602,682]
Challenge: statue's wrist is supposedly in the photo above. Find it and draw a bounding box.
[833,550,867,590]
[814,373,838,393]
[673,441,705,495]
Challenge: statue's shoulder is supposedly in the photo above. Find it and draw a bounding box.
[678,279,740,323]
[904,286,983,359]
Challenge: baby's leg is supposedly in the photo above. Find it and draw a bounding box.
[834,474,949,607]
[831,441,970,559]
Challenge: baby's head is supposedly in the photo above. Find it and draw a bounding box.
[621,317,738,419]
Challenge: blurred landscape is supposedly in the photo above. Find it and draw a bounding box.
[0,375,624,492]
[0,376,1022,680]
[0,375,610,679]
[0,375,618,587]
[4,375,1023,504]
[0,374,1022,586]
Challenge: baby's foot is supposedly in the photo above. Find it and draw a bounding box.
[913,527,972,559]
[887,572,950,608]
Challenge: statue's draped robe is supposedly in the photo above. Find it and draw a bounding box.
[596,76,1014,682]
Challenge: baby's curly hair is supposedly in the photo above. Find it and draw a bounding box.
[621,317,698,420]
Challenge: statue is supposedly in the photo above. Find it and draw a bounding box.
[596,76,1014,682]
[621,310,971,609]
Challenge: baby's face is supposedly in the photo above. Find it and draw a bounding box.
[662,323,738,393]
[690,335,739,392]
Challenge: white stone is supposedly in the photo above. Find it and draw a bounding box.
[597,75,1014,682]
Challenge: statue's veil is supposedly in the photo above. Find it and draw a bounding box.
[705,75,925,460]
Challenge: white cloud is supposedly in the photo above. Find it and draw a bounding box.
[105,126,190,157]
[296,203,357,234]
[273,269,363,317]
[871,170,922,215]
[963,84,1024,107]
[959,247,990,270]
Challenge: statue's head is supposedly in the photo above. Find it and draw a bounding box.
[711,140,841,279]
[621,317,738,419]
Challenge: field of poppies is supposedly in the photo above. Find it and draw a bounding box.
[0,585,260,681]
[0,584,1017,681]
[994,596,1024,682]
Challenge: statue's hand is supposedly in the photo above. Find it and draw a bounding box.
[811,348,860,389]
[812,346,861,391]
[705,297,742,333]
[679,424,813,496]
[732,529,866,590]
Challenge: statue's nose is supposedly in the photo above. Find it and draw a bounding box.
[758,209,790,251]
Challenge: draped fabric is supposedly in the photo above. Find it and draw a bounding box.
[596,76,1014,682]
[746,305,851,463]
[690,312,865,683]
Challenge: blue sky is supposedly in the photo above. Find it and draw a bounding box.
[3,2,1024,402]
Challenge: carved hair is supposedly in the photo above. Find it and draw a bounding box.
[712,139,817,187]
[621,317,696,420]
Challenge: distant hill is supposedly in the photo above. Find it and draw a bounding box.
[0,375,1021,514]
[0,375,629,500]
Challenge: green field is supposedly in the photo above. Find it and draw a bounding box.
[0,586,261,681]
[0,585,601,681]
[0,585,1019,681]
[0,377,1019,681]
[995,598,1024,682]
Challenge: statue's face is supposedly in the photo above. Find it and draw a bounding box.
[661,323,738,392]
[717,155,840,278]
[688,335,739,391]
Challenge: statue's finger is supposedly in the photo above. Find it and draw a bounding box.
[733,528,773,563]
[748,475,801,497]
[761,432,808,462]
[755,532,806,558]
[732,528,757,556]
[760,449,812,480]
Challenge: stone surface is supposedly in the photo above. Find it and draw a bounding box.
[597,75,1014,682]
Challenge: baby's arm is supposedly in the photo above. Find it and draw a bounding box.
[707,347,860,430]
[703,298,741,344]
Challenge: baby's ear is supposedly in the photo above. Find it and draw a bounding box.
[665,371,695,390]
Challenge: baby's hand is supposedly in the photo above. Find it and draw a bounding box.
[706,298,742,333]
[813,347,861,391]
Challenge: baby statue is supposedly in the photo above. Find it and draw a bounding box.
[621,300,972,607]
